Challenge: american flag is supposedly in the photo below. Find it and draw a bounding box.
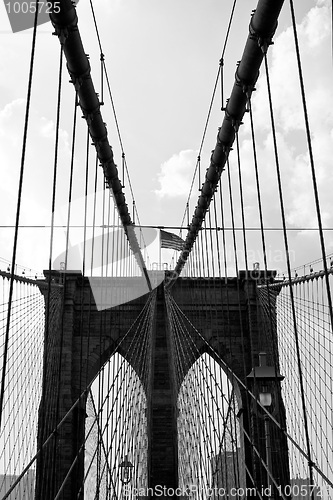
[160,230,185,251]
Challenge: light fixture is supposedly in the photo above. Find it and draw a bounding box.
[247,352,284,412]
[259,384,272,408]
[119,455,134,484]
[247,352,284,500]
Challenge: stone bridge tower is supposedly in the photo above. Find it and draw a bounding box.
[35,270,290,499]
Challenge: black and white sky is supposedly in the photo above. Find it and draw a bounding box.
[0,0,332,274]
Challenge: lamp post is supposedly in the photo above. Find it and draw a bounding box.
[261,386,273,500]
[119,455,134,485]
[247,352,284,500]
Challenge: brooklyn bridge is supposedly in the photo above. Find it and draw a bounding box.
[0,0,332,498]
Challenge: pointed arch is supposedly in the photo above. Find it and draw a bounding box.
[177,352,246,497]
[85,352,148,498]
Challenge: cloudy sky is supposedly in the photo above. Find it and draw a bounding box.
[0,0,332,276]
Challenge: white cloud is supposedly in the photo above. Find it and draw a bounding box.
[0,99,75,270]
[0,0,332,274]
[234,0,333,269]
[154,0,333,271]
[155,149,199,198]
[252,0,332,134]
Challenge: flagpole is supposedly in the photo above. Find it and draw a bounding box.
[159,229,161,271]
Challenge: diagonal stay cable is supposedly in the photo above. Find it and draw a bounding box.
[168,0,285,285]
[48,0,151,290]
[1,291,155,500]
[166,291,333,489]
[88,0,149,256]
[178,0,238,233]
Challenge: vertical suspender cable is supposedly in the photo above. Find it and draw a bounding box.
[248,95,289,484]
[263,51,315,496]
[0,6,39,430]
[64,91,78,271]
[49,45,65,499]
[169,0,285,283]
[289,0,333,333]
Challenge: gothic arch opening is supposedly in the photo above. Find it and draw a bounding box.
[85,352,148,498]
[177,353,246,498]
